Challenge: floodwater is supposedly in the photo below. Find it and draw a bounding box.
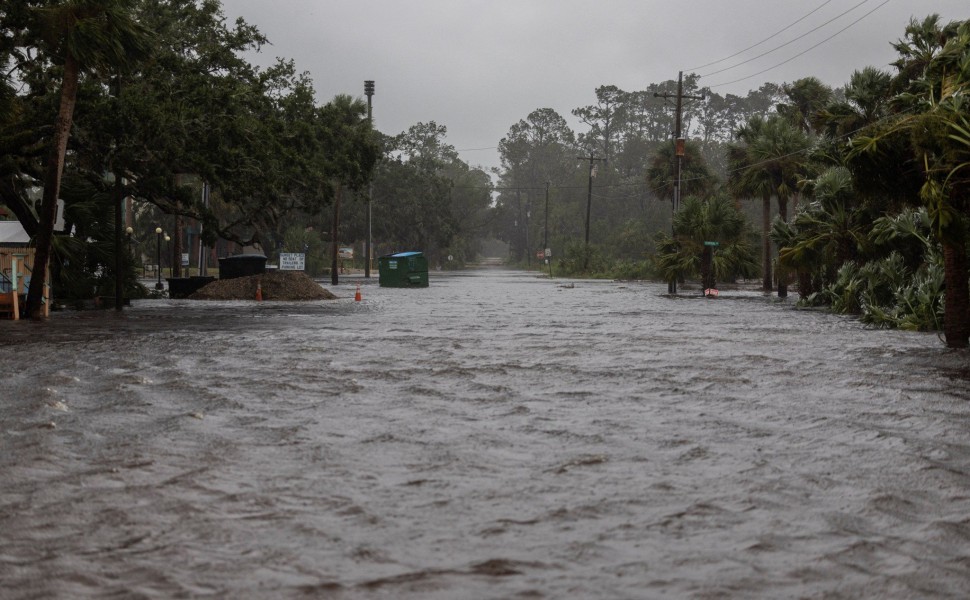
[1,268,969,599]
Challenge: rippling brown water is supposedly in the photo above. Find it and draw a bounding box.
[1,269,969,599]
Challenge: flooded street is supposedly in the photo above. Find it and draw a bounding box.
[1,268,969,599]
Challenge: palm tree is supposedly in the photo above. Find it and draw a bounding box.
[728,116,772,291]
[647,139,717,289]
[852,16,970,347]
[821,67,893,138]
[655,194,758,291]
[889,15,961,95]
[645,139,716,202]
[24,0,151,319]
[772,167,868,299]
[728,115,811,296]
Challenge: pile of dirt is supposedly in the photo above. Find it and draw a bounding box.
[188,271,337,301]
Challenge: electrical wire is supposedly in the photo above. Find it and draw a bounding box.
[703,0,891,90]
[697,0,871,79]
[686,0,834,71]
[458,2,877,190]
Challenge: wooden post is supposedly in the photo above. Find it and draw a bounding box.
[0,256,20,320]
[9,256,18,320]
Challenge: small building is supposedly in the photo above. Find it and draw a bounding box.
[0,221,48,319]
[0,221,30,247]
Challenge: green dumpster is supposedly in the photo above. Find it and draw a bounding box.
[379,251,429,287]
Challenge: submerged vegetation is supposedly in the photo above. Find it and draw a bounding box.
[0,3,968,345]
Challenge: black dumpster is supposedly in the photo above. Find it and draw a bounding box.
[166,276,216,299]
[218,254,267,280]
[378,251,429,287]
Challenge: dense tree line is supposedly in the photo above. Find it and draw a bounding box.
[488,14,968,348]
[490,76,785,274]
[2,0,381,312]
[706,15,969,348]
[1,0,499,309]
[3,3,967,347]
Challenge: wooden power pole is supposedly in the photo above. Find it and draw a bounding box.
[578,153,606,272]
[654,71,704,294]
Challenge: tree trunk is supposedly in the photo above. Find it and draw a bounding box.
[330,183,342,286]
[26,53,80,319]
[798,271,814,300]
[942,240,969,348]
[701,246,715,291]
[761,193,772,291]
[777,195,788,298]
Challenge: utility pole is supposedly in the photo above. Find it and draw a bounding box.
[525,194,531,268]
[544,181,551,277]
[578,153,606,272]
[515,187,523,265]
[655,71,704,294]
[114,174,124,311]
[198,181,209,276]
[364,80,374,278]
[331,184,343,286]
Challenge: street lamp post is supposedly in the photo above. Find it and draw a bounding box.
[364,80,374,278]
[155,227,163,290]
[164,232,171,283]
[126,226,134,265]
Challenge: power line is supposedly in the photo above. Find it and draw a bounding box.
[686,0,834,71]
[697,0,871,79]
[702,0,891,90]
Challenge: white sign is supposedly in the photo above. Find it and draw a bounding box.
[181,252,190,266]
[279,253,306,271]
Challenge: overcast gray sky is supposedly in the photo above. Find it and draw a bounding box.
[218,0,967,174]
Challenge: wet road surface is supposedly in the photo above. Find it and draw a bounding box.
[1,269,969,598]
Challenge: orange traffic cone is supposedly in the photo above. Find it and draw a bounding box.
[255,281,263,301]
[354,283,362,302]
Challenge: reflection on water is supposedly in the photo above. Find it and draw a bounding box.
[1,269,968,598]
